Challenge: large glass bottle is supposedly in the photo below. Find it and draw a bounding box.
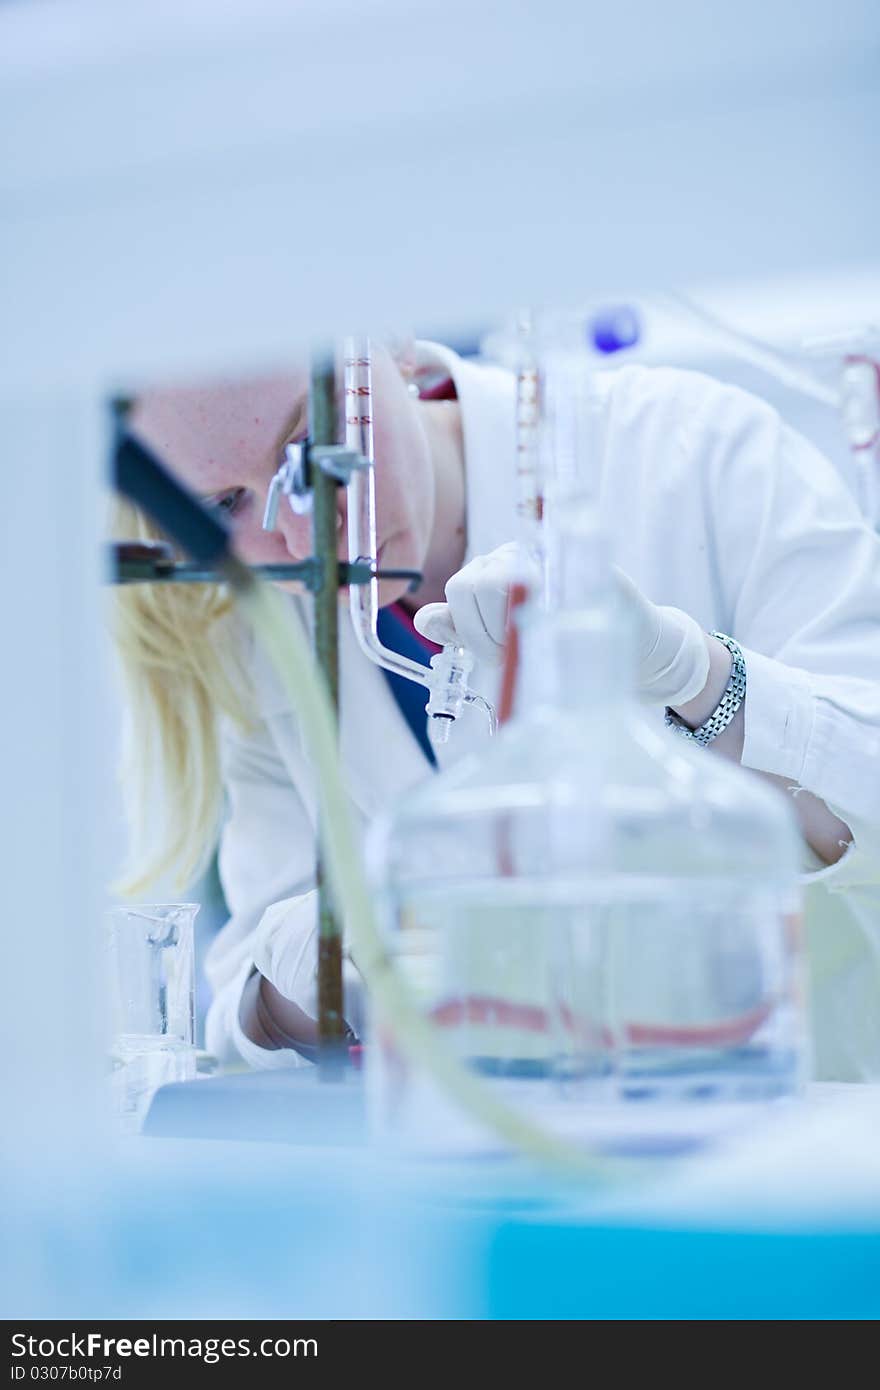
[366,337,807,1157]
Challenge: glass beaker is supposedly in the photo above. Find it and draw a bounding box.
[106,902,199,1132]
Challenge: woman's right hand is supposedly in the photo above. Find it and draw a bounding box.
[413,541,528,665]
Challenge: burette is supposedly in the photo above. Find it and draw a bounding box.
[513,310,545,567]
[487,302,637,601]
[493,306,629,723]
[495,310,544,725]
[805,330,880,530]
[342,335,497,742]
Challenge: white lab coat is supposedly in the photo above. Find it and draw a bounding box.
[205,344,880,1080]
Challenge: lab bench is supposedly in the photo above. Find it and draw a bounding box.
[64,1070,875,1320]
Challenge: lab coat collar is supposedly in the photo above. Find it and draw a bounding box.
[417,341,519,561]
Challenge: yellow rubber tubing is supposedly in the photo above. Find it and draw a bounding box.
[239,578,638,1183]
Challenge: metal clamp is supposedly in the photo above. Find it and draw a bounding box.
[263,442,312,526]
[263,439,371,531]
[108,544,424,595]
[310,443,371,484]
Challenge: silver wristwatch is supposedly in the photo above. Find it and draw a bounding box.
[664,632,746,747]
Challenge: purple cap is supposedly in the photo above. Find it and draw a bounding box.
[590,306,641,355]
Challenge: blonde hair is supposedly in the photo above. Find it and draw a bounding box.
[110,497,254,896]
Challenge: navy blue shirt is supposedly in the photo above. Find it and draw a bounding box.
[375,604,437,767]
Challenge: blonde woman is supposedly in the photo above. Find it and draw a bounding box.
[114,343,880,1078]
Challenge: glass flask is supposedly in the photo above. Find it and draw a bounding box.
[366,506,807,1156]
[106,902,199,1133]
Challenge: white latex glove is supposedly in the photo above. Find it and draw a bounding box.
[614,566,710,707]
[252,890,367,1041]
[413,541,527,666]
[414,541,710,707]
